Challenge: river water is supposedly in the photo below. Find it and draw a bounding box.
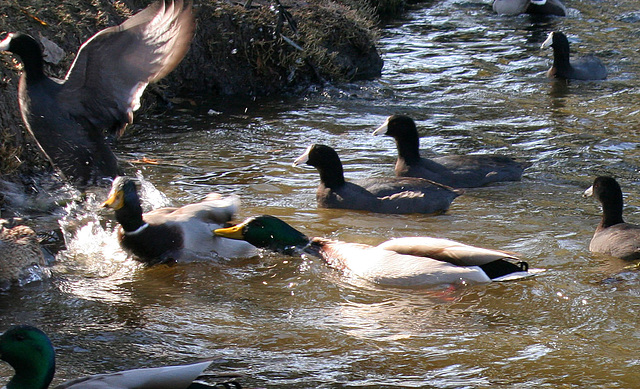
[2,0,640,387]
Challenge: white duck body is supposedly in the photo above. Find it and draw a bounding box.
[139,193,257,260]
[53,361,212,389]
[312,236,536,287]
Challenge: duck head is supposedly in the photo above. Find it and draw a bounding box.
[583,176,622,204]
[541,31,569,51]
[102,177,140,210]
[373,115,422,164]
[102,176,145,232]
[0,325,55,389]
[0,33,45,80]
[583,176,624,227]
[214,215,309,254]
[372,114,417,139]
[293,144,346,189]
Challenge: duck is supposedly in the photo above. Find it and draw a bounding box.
[0,221,48,290]
[292,144,463,214]
[583,176,640,260]
[214,215,539,287]
[0,325,242,389]
[102,176,257,265]
[372,115,526,188]
[0,1,194,186]
[493,0,567,17]
[540,31,607,80]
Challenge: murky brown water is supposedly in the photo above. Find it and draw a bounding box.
[2,0,640,387]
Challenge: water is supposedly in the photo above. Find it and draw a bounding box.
[2,0,640,387]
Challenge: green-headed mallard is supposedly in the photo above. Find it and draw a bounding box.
[541,32,607,80]
[292,144,462,214]
[0,1,194,186]
[102,177,256,265]
[373,115,526,188]
[0,325,240,389]
[214,215,540,287]
[583,176,640,260]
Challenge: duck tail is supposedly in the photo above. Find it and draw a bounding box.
[480,259,529,280]
[188,372,243,388]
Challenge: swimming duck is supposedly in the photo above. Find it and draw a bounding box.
[292,144,463,214]
[0,1,194,186]
[583,176,640,260]
[214,215,537,287]
[0,325,241,389]
[373,115,525,188]
[0,221,48,290]
[541,31,607,80]
[493,0,567,16]
[102,176,257,265]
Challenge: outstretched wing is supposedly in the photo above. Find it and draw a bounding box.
[59,0,194,136]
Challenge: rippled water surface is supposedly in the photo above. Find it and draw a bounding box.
[2,0,640,387]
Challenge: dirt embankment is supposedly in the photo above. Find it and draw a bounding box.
[0,0,407,178]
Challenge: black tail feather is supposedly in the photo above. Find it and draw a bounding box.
[480,259,529,279]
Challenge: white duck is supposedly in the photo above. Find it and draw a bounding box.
[214,215,541,287]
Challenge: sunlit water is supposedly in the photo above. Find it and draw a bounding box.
[2,0,640,387]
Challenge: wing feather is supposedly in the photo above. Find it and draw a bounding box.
[59,0,194,136]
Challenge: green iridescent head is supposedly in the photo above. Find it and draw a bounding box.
[214,215,309,254]
[0,325,56,389]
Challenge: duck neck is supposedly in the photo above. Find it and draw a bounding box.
[115,202,146,233]
[265,229,311,255]
[13,37,47,85]
[600,198,624,228]
[552,45,572,77]
[394,132,422,165]
[5,350,55,389]
[316,160,346,189]
[7,369,53,389]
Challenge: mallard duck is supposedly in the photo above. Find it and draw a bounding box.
[292,144,463,214]
[373,115,525,188]
[493,0,566,16]
[102,176,256,265]
[0,1,194,186]
[214,215,539,287]
[0,221,48,290]
[541,32,607,80]
[0,325,241,389]
[583,176,640,260]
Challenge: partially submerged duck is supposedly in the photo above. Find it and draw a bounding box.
[493,0,567,17]
[214,215,540,287]
[0,1,194,186]
[583,176,640,260]
[0,221,48,290]
[102,176,256,265]
[373,115,525,188]
[0,325,241,389]
[541,31,607,80]
[292,144,462,214]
